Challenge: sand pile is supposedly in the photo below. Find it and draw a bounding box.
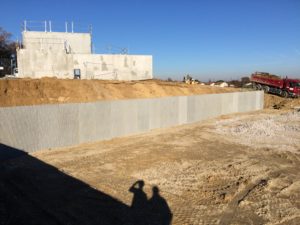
[215,111,300,152]
[264,94,300,110]
[0,78,236,107]
[2,77,298,109]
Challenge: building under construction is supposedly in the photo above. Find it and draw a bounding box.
[16,21,153,80]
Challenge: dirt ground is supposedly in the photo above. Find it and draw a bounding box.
[264,94,300,110]
[1,77,299,110]
[1,106,299,225]
[0,78,237,107]
[1,79,300,224]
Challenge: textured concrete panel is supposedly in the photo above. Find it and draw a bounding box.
[188,95,219,123]
[136,99,150,132]
[94,101,112,141]
[110,100,138,138]
[187,96,196,123]
[123,100,138,135]
[238,91,259,113]
[149,99,161,130]
[79,103,98,143]
[221,93,237,115]
[198,94,222,120]
[37,105,61,150]
[0,91,264,153]
[0,106,40,151]
[57,104,79,148]
[38,104,79,150]
[178,96,188,125]
[160,97,179,128]
[256,91,264,110]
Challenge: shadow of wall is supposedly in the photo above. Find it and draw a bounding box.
[0,143,172,225]
[0,143,132,225]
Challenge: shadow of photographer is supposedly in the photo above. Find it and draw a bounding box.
[129,180,173,225]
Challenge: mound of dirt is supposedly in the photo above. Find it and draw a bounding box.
[215,111,300,152]
[0,78,236,107]
[2,78,298,109]
[264,94,300,110]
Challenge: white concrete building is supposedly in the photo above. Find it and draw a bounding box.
[17,23,152,80]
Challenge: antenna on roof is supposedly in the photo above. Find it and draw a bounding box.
[24,20,27,32]
[49,21,52,32]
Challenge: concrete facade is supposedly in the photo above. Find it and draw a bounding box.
[17,31,153,80]
[22,32,92,54]
[0,91,264,153]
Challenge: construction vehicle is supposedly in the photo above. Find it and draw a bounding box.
[183,74,199,84]
[250,72,300,98]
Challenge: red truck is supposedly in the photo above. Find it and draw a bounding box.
[250,72,300,98]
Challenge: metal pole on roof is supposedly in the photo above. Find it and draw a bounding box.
[89,24,92,34]
[45,20,47,32]
[49,21,52,32]
[24,20,27,32]
[65,22,68,33]
[71,21,74,33]
[89,24,93,53]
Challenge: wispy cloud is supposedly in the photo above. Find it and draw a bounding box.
[277,54,287,59]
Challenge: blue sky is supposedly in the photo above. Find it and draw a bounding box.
[1,0,300,81]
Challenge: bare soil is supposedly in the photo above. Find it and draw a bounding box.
[0,78,237,107]
[1,78,300,224]
[264,93,300,110]
[1,108,299,224]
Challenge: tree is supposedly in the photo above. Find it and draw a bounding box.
[0,27,16,76]
[241,76,250,85]
[0,27,16,57]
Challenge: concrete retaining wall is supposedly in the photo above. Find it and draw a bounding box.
[0,91,264,152]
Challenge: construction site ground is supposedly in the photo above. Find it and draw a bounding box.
[1,78,300,224]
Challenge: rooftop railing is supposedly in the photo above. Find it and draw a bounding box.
[22,20,92,34]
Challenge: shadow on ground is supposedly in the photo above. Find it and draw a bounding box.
[0,143,172,225]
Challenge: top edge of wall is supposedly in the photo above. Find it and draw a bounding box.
[0,91,263,109]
